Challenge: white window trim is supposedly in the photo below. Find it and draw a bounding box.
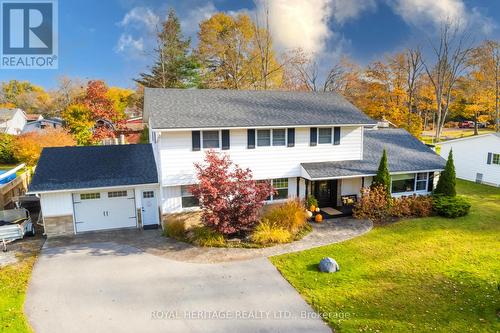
[259,178,289,202]
[201,130,221,150]
[181,185,199,208]
[492,153,500,165]
[257,128,288,148]
[318,127,333,145]
[391,172,430,196]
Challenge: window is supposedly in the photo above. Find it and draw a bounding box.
[257,129,271,146]
[143,191,154,198]
[272,178,288,200]
[272,129,286,146]
[108,190,127,198]
[493,153,500,165]
[202,131,220,149]
[318,128,332,144]
[181,185,199,208]
[391,173,415,193]
[416,172,428,191]
[80,193,100,200]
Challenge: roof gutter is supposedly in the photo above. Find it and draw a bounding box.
[302,168,445,181]
[27,182,160,195]
[150,123,378,132]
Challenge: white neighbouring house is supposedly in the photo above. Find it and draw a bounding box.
[144,89,446,216]
[29,89,446,237]
[439,133,500,187]
[0,108,27,135]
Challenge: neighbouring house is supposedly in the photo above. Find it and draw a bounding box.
[28,144,159,237]
[144,89,446,216]
[22,117,63,133]
[439,133,500,187]
[26,113,44,122]
[0,108,27,135]
[117,117,145,144]
[29,89,446,236]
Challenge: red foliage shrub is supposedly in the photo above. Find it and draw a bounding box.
[190,151,274,236]
[353,185,390,224]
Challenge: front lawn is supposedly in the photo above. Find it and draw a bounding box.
[271,180,500,332]
[0,252,37,333]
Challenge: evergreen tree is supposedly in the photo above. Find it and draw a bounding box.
[372,149,391,196]
[135,9,199,88]
[434,149,456,196]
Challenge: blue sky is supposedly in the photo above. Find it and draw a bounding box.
[1,0,499,89]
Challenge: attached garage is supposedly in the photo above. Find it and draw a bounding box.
[28,144,160,237]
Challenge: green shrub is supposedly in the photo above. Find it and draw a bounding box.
[433,195,471,218]
[190,226,226,247]
[251,221,292,245]
[260,199,307,234]
[163,219,186,240]
[0,134,17,164]
[306,195,318,209]
[372,149,391,198]
[434,150,456,196]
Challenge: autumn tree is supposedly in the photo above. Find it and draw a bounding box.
[0,80,51,113]
[469,40,500,132]
[423,21,473,141]
[11,128,76,165]
[49,76,85,116]
[106,87,135,118]
[190,151,274,236]
[136,9,199,88]
[62,80,124,144]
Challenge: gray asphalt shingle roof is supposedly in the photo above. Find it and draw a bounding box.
[144,88,377,129]
[301,129,446,179]
[29,144,158,192]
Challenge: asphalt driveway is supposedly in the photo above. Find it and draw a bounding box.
[25,242,331,333]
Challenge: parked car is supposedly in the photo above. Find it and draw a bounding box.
[459,121,475,128]
[0,208,34,252]
[477,122,488,128]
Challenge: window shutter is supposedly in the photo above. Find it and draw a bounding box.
[310,128,317,146]
[247,129,255,149]
[487,152,492,164]
[287,128,295,147]
[192,131,201,151]
[221,130,230,150]
[333,127,341,145]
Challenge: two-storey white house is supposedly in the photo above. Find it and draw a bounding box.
[144,89,446,217]
[29,88,446,236]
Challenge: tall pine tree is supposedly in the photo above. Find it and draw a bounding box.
[434,149,456,196]
[135,9,199,88]
[372,149,391,196]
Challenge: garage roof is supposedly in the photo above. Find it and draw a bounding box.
[301,129,446,179]
[29,144,158,192]
[144,88,377,129]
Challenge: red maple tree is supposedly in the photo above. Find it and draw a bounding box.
[190,151,274,236]
[82,80,124,141]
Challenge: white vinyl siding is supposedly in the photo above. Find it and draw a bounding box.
[439,134,500,187]
[162,177,298,213]
[158,126,363,186]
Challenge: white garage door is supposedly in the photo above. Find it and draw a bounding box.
[73,189,137,233]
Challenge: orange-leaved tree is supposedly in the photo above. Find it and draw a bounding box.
[12,128,76,166]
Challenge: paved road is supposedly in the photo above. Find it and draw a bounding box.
[25,242,331,333]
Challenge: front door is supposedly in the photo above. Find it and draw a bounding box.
[314,180,337,207]
[141,190,159,228]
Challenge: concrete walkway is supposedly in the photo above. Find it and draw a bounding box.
[25,242,331,333]
[44,218,372,263]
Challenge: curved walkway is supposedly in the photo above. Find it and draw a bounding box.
[45,218,372,263]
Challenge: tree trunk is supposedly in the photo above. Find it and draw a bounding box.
[474,112,478,135]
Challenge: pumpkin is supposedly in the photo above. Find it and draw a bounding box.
[315,213,323,223]
[309,205,316,212]
[305,210,313,218]
[315,208,321,213]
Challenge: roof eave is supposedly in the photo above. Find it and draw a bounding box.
[28,182,160,195]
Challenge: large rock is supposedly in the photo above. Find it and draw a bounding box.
[318,257,340,273]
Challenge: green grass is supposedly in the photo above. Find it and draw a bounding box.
[271,180,500,333]
[0,252,38,333]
